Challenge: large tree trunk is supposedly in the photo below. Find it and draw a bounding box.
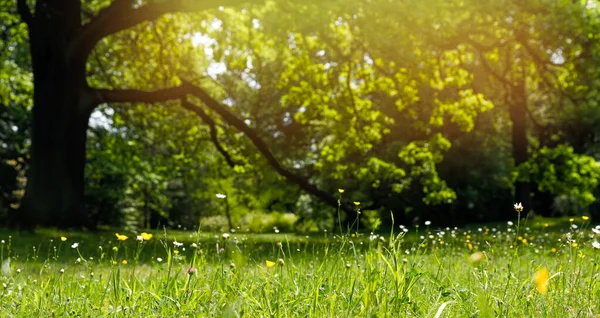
[10,0,94,229]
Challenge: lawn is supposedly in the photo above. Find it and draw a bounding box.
[0,217,598,317]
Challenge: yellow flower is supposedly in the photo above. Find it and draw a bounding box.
[353,202,360,206]
[140,232,152,241]
[60,237,67,242]
[582,216,589,221]
[534,268,550,294]
[338,189,345,193]
[122,260,128,265]
[569,218,574,222]
[174,250,179,255]
[115,233,128,241]
[572,242,578,248]
[544,223,549,228]
[522,239,528,244]
[112,261,117,265]
[468,243,473,251]
[551,248,557,253]
[265,260,276,268]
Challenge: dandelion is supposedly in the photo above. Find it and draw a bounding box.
[338,189,344,193]
[216,193,226,199]
[265,260,276,268]
[551,248,557,253]
[115,233,128,241]
[534,267,550,294]
[71,243,79,249]
[60,237,67,242]
[513,202,523,212]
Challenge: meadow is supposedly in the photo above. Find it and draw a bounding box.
[0,215,598,317]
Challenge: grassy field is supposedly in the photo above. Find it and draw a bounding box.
[0,216,598,317]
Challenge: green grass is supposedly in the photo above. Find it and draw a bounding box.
[0,217,599,317]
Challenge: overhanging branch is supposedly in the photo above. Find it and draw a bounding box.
[181,81,357,217]
[93,85,188,105]
[90,81,356,218]
[75,0,264,58]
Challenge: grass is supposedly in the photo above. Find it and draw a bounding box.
[0,216,599,317]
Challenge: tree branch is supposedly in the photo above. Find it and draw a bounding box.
[182,81,357,218]
[181,100,237,168]
[75,0,263,58]
[17,0,33,28]
[93,85,188,105]
[91,80,357,219]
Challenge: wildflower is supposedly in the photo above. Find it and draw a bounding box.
[222,233,230,240]
[468,243,473,250]
[353,202,360,206]
[122,260,128,265]
[230,263,236,269]
[513,202,523,212]
[593,227,600,235]
[572,242,578,248]
[191,243,198,248]
[468,252,485,264]
[173,241,183,247]
[277,258,285,266]
[174,250,179,255]
[265,260,276,268]
[115,233,128,241]
[582,216,589,221]
[276,242,282,248]
[140,232,152,240]
[551,248,557,253]
[156,257,163,262]
[424,221,431,226]
[534,268,550,294]
[71,243,79,249]
[136,235,143,242]
[544,223,549,228]
[569,218,574,222]
[59,268,65,274]
[346,263,351,269]
[592,241,600,249]
[338,189,344,193]
[16,269,21,274]
[187,267,196,275]
[60,237,67,242]
[216,193,226,199]
[507,221,513,226]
